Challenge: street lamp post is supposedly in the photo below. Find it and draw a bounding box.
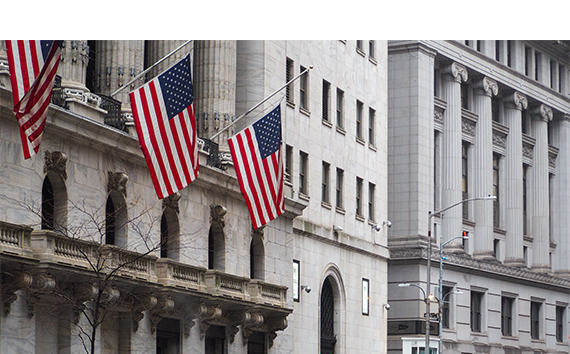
[425,195,495,354]
[436,290,463,353]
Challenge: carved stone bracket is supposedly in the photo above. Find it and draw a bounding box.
[473,77,498,97]
[132,293,158,332]
[241,312,264,345]
[266,316,288,348]
[149,294,175,334]
[44,151,68,180]
[2,271,33,316]
[252,225,265,240]
[163,192,181,214]
[198,304,223,339]
[107,172,129,197]
[210,205,227,228]
[530,104,553,122]
[441,62,468,83]
[27,273,57,318]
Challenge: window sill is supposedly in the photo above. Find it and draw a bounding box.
[368,144,377,152]
[300,107,311,117]
[335,207,345,215]
[368,57,378,66]
[336,126,346,135]
[322,119,333,128]
[299,193,310,202]
[356,48,366,57]
[322,201,332,210]
[356,214,365,222]
[286,101,295,109]
[356,137,366,146]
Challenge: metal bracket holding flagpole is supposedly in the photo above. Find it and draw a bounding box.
[210,65,314,141]
[110,40,193,98]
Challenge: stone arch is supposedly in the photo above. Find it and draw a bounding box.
[250,229,265,280]
[319,264,346,354]
[208,205,226,271]
[41,171,68,232]
[105,190,127,247]
[160,207,180,260]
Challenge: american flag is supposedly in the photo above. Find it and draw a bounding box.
[6,40,61,159]
[228,105,284,229]
[130,54,198,199]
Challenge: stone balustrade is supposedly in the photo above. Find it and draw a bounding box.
[156,258,207,292]
[205,269,250,300]
[0,221,33,257]
[249,279,288,308]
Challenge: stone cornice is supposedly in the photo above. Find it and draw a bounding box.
[441,62,468,83]
[390,248,570,289]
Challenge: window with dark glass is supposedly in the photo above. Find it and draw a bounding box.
[470,291,483,332]
[322,162,330,204]
[322,80,330,122]
[336,89,344,128]
[41,177,55,230]
[368,107,375,145]
[286,58,294,104]
[501,296,514,336]
[285,145,293,183]
[493,154,500,227]
[300,65,308,110]
[442,286,453,329]
[299,151,308,196]
[531,301,541,339]
[462,142,469,219]
[368,182,375,221]
[356,100,363,139]
[556,305,566,342]
[356,177,363,217]
[336,168,344,209]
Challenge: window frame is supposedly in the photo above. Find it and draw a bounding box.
[470,290,484,333]
[299,151,308,196]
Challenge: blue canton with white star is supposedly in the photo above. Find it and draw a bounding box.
[253,105,281,160]
[41,41,54,61]
[158,55,194,120]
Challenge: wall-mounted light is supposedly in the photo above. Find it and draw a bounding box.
[372,220,392,231]
[333,225,343,233]
[301,285,311,293]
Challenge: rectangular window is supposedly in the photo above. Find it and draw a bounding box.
[461,83,469,109]
[531,301,541,339]
[285,145,293,183]
[525,45,531,76]
[369,40,375,59]
[462,142,469,219]
[286,58,294,104]
[535,51,541,81]
[356,100,363,139]
[368,107,375,145]
[336,168,344,209]
[356,40,364,52]
[336,89,344,128]
[551,60,557,89]
[556,305,566,342]
[523,165,528,235]
[300,65,308,110]
[507,40,513,67]
[356,177,363,217]
[470,291,483,332]
[322,161,330,204]
[368,182,375,221]
[493,154,500,227]
[293,260,300,302]
[362,278,369,315]
[322,80,330,122]
[299,151,308,196]
[559,65,566,93]
[493,239,500,259]
[495,40,501,61]
[501,296,514,336]
[476,40,481,52]
[492,97,500,122]
[442,286,453,329]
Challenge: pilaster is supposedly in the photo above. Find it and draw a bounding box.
[552,114,570,278]
[440,62,467,247]
[472,77,498,260]
[503,91,528,267]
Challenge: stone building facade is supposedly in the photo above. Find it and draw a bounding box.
[387,40,570,354]
[0,40,389,354]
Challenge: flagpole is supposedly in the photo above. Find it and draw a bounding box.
[210,65,314,140]
[110,40,193,98]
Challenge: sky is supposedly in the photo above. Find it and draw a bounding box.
[3,1,567,40]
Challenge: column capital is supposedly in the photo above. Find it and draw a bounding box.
[530,104,553,122]
[441,62,468,83]
[472,77,498,97]
[504,91,528,111]
[555,112,570,122]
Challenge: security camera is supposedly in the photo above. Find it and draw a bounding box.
[384,220,392,228]
[374,224,382,232]
[301,285,311,293]
[384,303,391,310]
[333,225,343,233]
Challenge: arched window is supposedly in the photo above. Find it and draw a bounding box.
[250,234,265,280]
[207,222,225,271]
[321,277,336,354]
[41,172,67,232]
[105,191,127,246]
[160,208,180,260]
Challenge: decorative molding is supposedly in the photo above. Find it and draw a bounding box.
[199,304,223,339]
[163,192,181,214]
[266,316,288,348]
[210,205,227,228]
[441,62,468,83]
[107,172,129,197]
[44,151,68,180]
[241,312,264,344]
[2,271,33,316]
[149,295,175,334]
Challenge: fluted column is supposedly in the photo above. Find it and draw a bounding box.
[472,77,498,259]
[59,40,89,93]
[92,40,145,109]
[552,114,570,278]
[529,104,553,272]
[144,40,192,81]
[503,91,528,267]
[193,40,237,149]
[440,62,467,249]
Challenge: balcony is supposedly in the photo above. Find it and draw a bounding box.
[156,258,206,292]
[0,221,33,258]
[249,279,288,308]
[205,269,250,300]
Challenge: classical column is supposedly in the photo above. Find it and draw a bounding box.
[503,91,528,267]
[529,104,553,272]
[92,40,145,109]
[193,40,237,149]
[551,114,570,278]
[59,40,89,93]
[440,62,468,248]
[472,77,498,259]
[144,40,192,80]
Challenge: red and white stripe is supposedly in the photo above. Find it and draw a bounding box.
[130,79,198,199]
[228,127,284,229]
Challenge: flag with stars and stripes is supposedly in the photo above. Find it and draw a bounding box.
[228,105,284,229]
[6,40,61,159]
[130,54,198,199]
